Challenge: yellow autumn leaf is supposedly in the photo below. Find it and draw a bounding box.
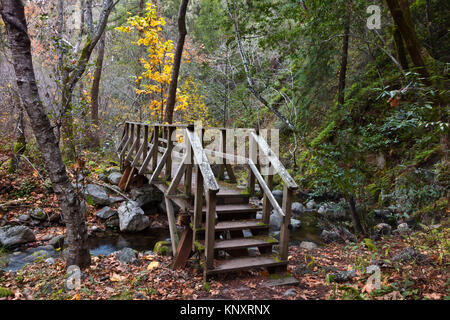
[70,293,81,300]
[110,273,126,282]
[147,261,160,270]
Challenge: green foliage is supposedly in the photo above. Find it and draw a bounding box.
[0,287,13,298]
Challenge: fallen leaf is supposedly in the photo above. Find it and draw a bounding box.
[147,261,160,270]
[110,273,126,282]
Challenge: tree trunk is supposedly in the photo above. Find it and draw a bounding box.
[8,109,26,174]
[1,0,91,269]
[337,2,350,108]
[347,195,364,236]
[163,0,189,124]
[393,26,409,70]
[386,0,431,85]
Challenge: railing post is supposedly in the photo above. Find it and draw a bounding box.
[142,125,148,163]
[280,184,293,260]
[205,189,217,270]
[152,125,159,172]
[262,173,273,224]
[135,124,141,155]
[248,132,257,195]
[165,126,175,180]
[184,128,193,196]
[119,123,129,172]
[192,164,204,251]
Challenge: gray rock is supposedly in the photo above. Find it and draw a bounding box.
[105,217,120,229]
[49,234,65,249]
[293,264,316,276]
[130,185,163,207]
[392,247,417,262]
[291,202,305,215]
[108,196,125,205]
[118,201,150,232]
[320,229,343,244]
[374,209,391,218]
[284,289,297,297]
[306,199,317,209]
[331,269,357,283]
[107,167,121,174]
[115,247,140,265]
[396,223,409,233]
[29,208,46,220]
[317,205,327,214]
[41,234,53,241]
[98,173,108,182]
[0,226,35,247]
[375,223,392,236]
[269,212,282,230]
[96,206,117,219]
[45,257,56,265]
[83,184,110,206]
[272,190,283,204]
[18,214,30,222]
[290,218,301,229]
[299,241,318,250]
[108,172,123,185]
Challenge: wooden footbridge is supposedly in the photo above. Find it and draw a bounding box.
[116,122,298,277]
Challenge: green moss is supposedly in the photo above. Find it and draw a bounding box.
[110,289,133,300]
[310,121,336,148]
[153,241,170,256]
[414,145,441,165]
[194,241,205,253]
[0,287,13,298]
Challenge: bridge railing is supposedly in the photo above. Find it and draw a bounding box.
[116,121,298,266]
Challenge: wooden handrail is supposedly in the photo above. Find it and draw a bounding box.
[185,128,219,193]
[250,132,298,190]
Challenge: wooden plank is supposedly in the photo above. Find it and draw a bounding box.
[251,132,298,190]
[116,124,128,153]
[152,125,159,171]
[213,236,277,250]
[214,219,268,232]
[190,204,259,214]
[119,124,134,158]
[248,159,284,217]
[192,165,204,251]
[166,152,188,195]
[206,256,287,275]
[165,127,175,180]
[204,190,217,270]
[280,184,293,260]
[263,277,299,288]
[165,196,179,255]
[118,161,132,191]
[173,227,193,269]
[262,173,273,224]
[149,146,170,183]
[123,167,136,191]
[138,143,156,175]
[185,128,219,192]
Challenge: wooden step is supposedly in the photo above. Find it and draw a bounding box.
[216,191,250,205]
[214,219,268,232]
[190,204,260,221]
[206,256,288,275]
[213,236,278,251]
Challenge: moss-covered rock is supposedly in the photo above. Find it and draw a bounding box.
[153,241,171,256]
[0,287,13,298]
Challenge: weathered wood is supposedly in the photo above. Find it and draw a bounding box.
[185,128,219,192]
[214,235,277,250]
[214,219,268,232]
[138,142,157,175]
[279,184,293,260]
[206,256,287,275]
[149,146,170,183]
[152,125,159,171]
[118,161,132,191]
[165,196,179,255]
[123,167,136,191]
[142,125,149,162]
[166,152,188,195]
[119,123,134,158]
[173,227,193,269]
[204,190,217,270]
[165,127,175,180]
[116,122,129,153]
[248,159,283,217]
[262,173,273,224]
[192,165,204,251]
[248,134,257,195]
[251,132,298,190]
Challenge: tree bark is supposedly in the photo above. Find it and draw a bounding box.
[386,0,431,85]
[393,26,409,70]
[337,1,350,108]
[1,0,91,268]
[164,0,189,124]
[347,195,364,236]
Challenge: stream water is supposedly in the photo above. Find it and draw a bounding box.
[1,212,323,272]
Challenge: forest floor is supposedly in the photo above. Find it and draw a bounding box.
[0,139,448,300]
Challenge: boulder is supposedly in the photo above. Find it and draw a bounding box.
[118,201,150,232]
[83,184,110,206]
[375,223,392,236]
[283,289,297,297]
[49,234,65,249]
[290,218,301,229]
[96,206,117,220]
[299,241,318,250]
[272,190,283,204]
[153,240,172,256]
[29,208,46,221]
[18,214,30,222]
[331,269,357,283]
[392,247,418,263]
[115,247,140,265]
[396,223,409,234]
[306,199,317,209]
[320,229,343,243]
[108,196,125,205]
[108,172,123,185]
[269,212,282,230]
[130,185,163,207]
[291,202,305,216]
[0,226,35,247]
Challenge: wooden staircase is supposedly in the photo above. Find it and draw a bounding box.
[115,122,297,278]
